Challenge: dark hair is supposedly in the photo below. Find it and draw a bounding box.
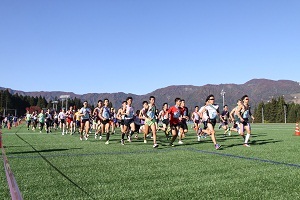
[181,99,185,102]
[195,106,199,108]
[175,98,181,103]
[98,100,102,103]
[241,95,248,101]
[126,97,132,101]
[224,105,228,108]
[122,101,127,104]
[142,101,148,105]
[149,96,155,100]
[205,94,214,102]
[104,98,109,102]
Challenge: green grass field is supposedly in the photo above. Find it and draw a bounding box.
[1,123,300,200]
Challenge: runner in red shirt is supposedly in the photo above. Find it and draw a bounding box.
[167,98,183,146]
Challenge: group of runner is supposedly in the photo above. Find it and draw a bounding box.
[24,94,255,149]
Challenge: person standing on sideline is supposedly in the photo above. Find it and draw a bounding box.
[200,94,222,150]
[236,95,255,147]
[167,98,183,147]
[143,96,159,148]
[79,101,92,141]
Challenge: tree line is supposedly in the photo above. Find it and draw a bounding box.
[0,89,83,117]
[253,96,300,123]
[1,89,300,123]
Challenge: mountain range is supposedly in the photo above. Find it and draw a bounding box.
[1,79,300,110]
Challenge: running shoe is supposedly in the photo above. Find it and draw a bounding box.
[243,143,250,147]
[121,139,125,145]
[153,144,159,148]
[105,141,109,145]
[215,144,221,150]
[197,135,201,142]
[178,140,183,145]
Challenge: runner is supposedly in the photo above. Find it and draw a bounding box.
[92,100,103,139]
[167,98,183,147]
[38,109,45,133]
[191,106,201,138]
[218,105,230,136]
[66,106,74,135]
[143,96,159,148]
[236,95,255,147]
[117,101,127,145]
[99,99,111,144]
[79,101,92,141]
[178,99,189,144]
[58,108,67,135]
[199,94,221,150]
[123,97,135,142]
[158,103,170,140]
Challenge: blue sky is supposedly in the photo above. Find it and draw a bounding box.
[1,0,299,95]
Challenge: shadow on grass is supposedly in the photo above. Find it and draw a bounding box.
[223,139,283,149]
[7,148,82,155]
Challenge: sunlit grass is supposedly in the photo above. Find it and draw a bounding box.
[1,123,300,199]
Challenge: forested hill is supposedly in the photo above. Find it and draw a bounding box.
[1,79,300,110]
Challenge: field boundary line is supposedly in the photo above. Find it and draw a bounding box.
[14,133,96,200]
[185,147,300,168]
[1,129,23,200]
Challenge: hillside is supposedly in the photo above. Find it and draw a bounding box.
[1,79,300,110]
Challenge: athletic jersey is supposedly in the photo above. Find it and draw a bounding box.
[180,106,188,122]
[26,113,31,121]
[45,113,52,121]
[147,104,156,119]
[38,113,45,123]
[241,106,251,119]
[205,104,219,119]
[102,106,110,119]
[66,110,74,120]
[58,112,66,120]
[168,105,182,125]
[93,107,101,118]
[221,110,229,120]
[192,111,200,121]
[159,110,169,120]
[125,105,134,119]
[199,106,209,121]
[80,107,91,120]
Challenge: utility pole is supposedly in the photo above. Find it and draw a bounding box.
[220,89,225,107]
